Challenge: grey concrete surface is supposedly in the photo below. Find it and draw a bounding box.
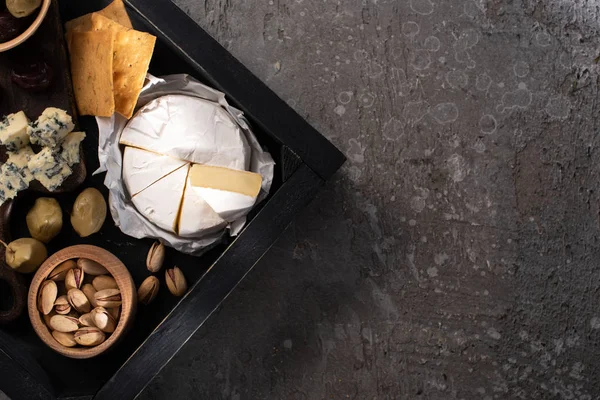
[140,1,600,399]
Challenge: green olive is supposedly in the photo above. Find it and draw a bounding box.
[26,197,63,243]
[6,0,41,18]
[71,188,107,237]
[1,238,47,274]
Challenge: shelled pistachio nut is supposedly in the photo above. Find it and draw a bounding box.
[146,241,165,273]
[65,267,84,291]
[54,295,71,315]
[68,289,91,313]
[92,275,118,291]
[94,289,121,308]
[77,258,108,276]
[137,276,160,305]
[165,266,187,297]
[74,327,105,346]
[108,307,120,322]
[38,280,58,315]
[91,307,116,333]
[82,283,98,308]
[79,312,96,327]
[48,260,76,281]
[49,315,79,333]
[52,331,76,348]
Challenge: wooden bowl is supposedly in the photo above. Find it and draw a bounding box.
[0,0,52,53]
[28,245,137,359]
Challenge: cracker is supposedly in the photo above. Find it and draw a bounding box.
[97,0,132,29]
[91,12,129,33]
[65,14,93,35]
[69,30,115,117]
[113,30,156,118]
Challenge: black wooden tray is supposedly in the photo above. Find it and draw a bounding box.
[0,1,345,399]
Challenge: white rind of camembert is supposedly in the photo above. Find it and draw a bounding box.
[119,95,251,170]
[131,164,190,233]
[122,147,188,197]
[177,174,227,237]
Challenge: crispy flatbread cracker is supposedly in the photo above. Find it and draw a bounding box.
[113,30,156,118]
[70,30,115,117]
[97,0,132,29]
[91,13,129,32]
[65,14,93,34]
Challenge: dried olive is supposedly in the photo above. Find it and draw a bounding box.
[71,188,107,237]
[0,11,23,43]
[7,0,42,18]
[11,61,53,92]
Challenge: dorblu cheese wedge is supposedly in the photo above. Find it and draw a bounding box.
[29,108,75,148]
[0,111,30,151]
[177,174,226,238]
[6,146,35,185]
[131,164,189,233]
[61,131,86,166]
[189,165,262,222]
[28,147,73,192]
[122,146,188,197]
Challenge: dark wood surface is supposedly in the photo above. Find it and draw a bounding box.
[0,0,86,325]
[0,0,345,398]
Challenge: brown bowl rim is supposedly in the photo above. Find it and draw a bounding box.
[0,0,52,53]
[27,244,136,359]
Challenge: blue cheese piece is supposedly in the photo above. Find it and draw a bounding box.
[28,147,72,191]
[0,111,30,151]
[60,131,86,166]
[6,146,35,185]
[28,108,75,148]
[0,163,28,205]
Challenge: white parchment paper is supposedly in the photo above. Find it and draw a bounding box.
[95,74,275,255]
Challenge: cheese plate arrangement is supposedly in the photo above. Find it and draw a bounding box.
[0,0,345,399]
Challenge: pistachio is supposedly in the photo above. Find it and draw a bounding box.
[65,267,84,291]
[67,289,91,313]
[38,280,57,315]
[74,327,105,346]
[77,258,108,276]
[43,310,56,326]
[137,276,160,305]
[49,315,79,332]
[92,275,118,291]
[71,188,107,238]
[94,288,121,308]
[91,307,117,333]
[107,307,120,321]
[146,241,165,273]
[165,266,187,297]
[52,331,76,348]
[79,312,96,327]
[81,283,98,308]
[48,260,75,281]
[54,295,71,315]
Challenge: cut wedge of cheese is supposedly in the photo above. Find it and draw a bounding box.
[131,164,189,233]
[177,174,227,238]
[119,95,250,170]
[122,146,188,196]
[189,165,262,222]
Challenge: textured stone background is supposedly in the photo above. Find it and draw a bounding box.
[5,0,600,399]
[139,0,600,399]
